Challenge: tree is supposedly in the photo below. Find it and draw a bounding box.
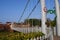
[24,19,41,27]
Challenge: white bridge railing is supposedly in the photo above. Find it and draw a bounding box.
[10,24,53,40]
[11,27,46,40]
[11,26,42,33]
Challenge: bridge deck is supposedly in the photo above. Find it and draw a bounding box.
[54,36,60,40]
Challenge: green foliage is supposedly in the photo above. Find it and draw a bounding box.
[24,19,41,26]
[50,21,56,27]
[45,18,56,27]
[0,31,44,40]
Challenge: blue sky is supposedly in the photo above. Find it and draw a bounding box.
[0,0,60,23]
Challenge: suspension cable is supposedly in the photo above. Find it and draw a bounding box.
[26,0,40,19]
[18,0,30,22]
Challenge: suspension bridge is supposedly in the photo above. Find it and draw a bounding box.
[10,0,60,40]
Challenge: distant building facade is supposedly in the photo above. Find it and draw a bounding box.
[0,22,13,32]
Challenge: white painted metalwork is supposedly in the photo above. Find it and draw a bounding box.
[40,0,47,38]
[55,0,60,36]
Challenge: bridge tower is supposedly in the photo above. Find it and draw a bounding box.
[55,0,60,36]
[40,0,47,38]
